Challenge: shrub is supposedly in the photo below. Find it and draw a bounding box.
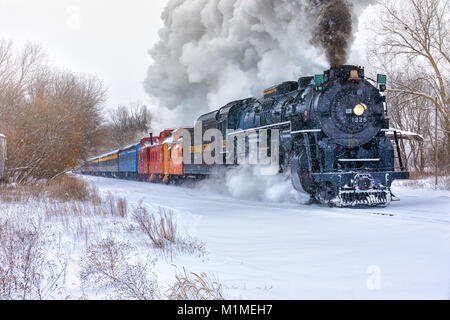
[0,218,64,300]
[79,238,159,300]
[133,205,207,259]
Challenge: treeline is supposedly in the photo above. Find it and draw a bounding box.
[369,0,449,175]
[0,41,152,183]
[100,102,152,153]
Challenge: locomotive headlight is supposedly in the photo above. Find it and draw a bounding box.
[353,104,367,116]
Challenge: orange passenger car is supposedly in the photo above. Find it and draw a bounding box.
[167,128,190,179]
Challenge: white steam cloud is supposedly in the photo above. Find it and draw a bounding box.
[145,0,376,128]
[197,165,309,204]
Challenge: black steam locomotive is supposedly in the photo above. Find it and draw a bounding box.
[197,65,414,207]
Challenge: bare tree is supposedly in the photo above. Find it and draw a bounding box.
[0,42,46,120]
[105,102,152,150]
[383,71,435,172]
[369,0,450,173]
[0,41,107,182]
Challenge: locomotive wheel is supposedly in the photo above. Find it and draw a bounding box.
[290,151,314,195]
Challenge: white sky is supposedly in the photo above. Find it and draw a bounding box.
[0,0,376,118]
[0,0,167,109]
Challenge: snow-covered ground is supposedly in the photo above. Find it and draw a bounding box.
[0,174,448,300]
[78,175,450,300]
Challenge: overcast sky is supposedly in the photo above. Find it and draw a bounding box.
[0,0,375,118]
[0,0,167,109]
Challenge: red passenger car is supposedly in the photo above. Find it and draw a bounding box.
[138,129,174,182]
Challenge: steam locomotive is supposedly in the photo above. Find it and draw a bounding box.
[81,65,421,207]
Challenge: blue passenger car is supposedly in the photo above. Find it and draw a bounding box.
[118,143,140,179]
[94,150,119,177]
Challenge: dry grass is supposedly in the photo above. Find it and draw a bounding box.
[133,205,207,259]
[0,176,216,300]
[79,238,159,300]
[133,206,177,249]
[0,175,128,218]
[44,175,91,202]
[167,267,224,300]
[0,217,65,300]
[176,237,208,257]
[106,194,128,218]
[0,184,40,203]
[0,176,130,247]
[400,172,450,190]
[409,171,446,180]
[0,175,96,203]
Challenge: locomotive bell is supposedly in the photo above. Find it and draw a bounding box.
[348,69,361,82]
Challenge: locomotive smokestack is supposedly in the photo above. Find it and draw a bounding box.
[310,0,354,67]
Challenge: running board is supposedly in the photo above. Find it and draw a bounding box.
[338,159,380,162]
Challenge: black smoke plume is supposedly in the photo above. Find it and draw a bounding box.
[310,0,354,67]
